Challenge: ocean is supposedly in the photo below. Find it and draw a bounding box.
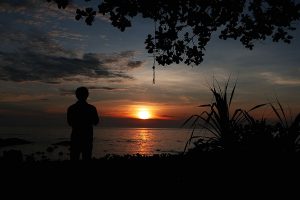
[0,127,208,161]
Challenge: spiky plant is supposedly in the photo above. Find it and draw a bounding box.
[183,78,266,153]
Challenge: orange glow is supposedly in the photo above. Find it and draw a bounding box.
[95,101,185,120]
[137,108,151,119]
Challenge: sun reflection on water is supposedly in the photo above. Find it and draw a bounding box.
[136,128,152,154]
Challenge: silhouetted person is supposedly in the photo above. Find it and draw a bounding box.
[67,87,99,161]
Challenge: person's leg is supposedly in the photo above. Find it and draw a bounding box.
[70,145,80,161]
[70,134,81,161]
[82,137,93,160]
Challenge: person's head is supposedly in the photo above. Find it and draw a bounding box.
[75,87,89,102]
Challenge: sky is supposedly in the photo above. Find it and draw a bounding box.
[0,0,300,128]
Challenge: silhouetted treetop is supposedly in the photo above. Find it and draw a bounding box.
[47,0,300,66]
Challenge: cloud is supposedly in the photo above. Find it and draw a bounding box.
[59,86,126,96]
[0,50,133,83]
[0,0,110,24]
[48,30,87,41]
[0,93,51,103]
[158,114,176,119]
[100,51,145,70]
[99,34,108,41]
[0,0,145,85]
[260,72,300,86]
[0,26,70,57]
[0,0,74,17]
[0,0,37,12]
[127,61,144,69]
[0,25,144,84]
[88,86,128,91]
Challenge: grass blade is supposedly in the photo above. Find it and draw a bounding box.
[247,103,267,112]
[229,80,237,107]
[181,115,199,128]
[271,103,284,127]
[183,127,196,153]
[276,97,288,128]
[199,104,211,107]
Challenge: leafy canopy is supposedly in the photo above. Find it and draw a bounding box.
[47,0,300,66]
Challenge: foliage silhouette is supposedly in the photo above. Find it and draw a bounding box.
[270,99,300,152]
[183,80,300,154]
[47,0,300,66]
[182,78,267,153]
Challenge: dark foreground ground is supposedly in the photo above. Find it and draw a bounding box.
[1,153,300,197]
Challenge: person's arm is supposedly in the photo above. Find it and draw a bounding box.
[67,107,73,126]
[93,107,99,126]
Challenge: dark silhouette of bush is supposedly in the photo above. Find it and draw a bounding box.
[1,150,23,163]
[270,101,300,152]
[183,78,266,153]
[183,79,300,154]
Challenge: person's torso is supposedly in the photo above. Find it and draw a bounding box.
[68,102,96,134]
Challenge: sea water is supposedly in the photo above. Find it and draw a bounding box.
[0,126,209,161]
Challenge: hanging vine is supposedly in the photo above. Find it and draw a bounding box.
[152,19,157,84]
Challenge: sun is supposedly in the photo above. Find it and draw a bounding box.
[137,110,151,120]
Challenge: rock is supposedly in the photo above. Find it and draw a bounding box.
[52,141,71,146]
[0,138,32,148]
